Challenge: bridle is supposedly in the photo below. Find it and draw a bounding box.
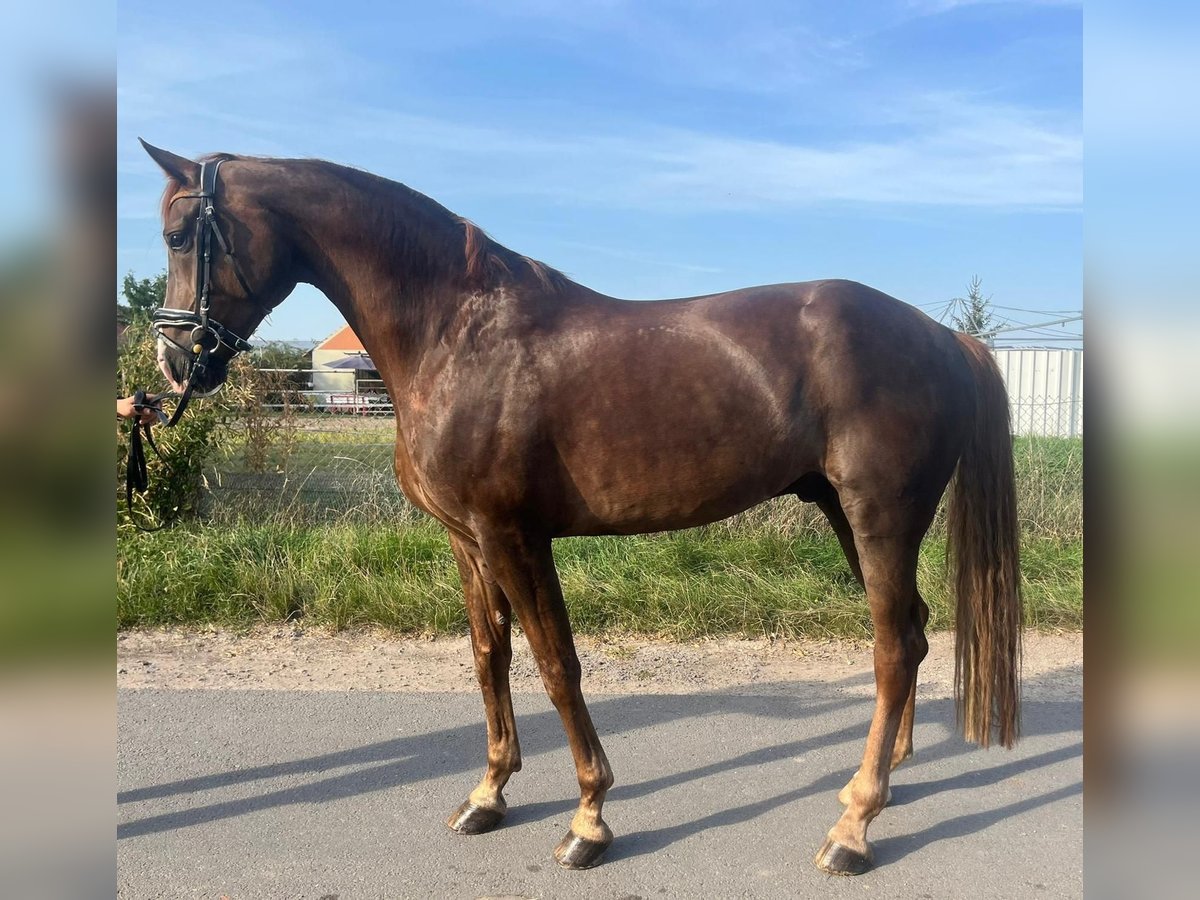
[126,158,271,529]
[151,157,273,426]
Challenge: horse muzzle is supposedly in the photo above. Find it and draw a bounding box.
[157,336,229,396]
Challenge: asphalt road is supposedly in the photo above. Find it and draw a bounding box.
[118,682,1081,899]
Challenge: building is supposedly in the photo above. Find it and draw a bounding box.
[311,324,372,394]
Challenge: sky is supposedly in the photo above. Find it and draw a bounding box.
[116,0,1082,344]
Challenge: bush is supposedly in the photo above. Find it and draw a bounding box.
[224,357,302,474]
[117,324,239,529]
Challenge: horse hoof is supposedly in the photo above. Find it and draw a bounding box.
[447,801,505,835]
[814,837,873,876]
[554,829,612,869]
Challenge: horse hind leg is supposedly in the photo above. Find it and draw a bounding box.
[477,526,615,870]
[815,526,925,876]
[891,593,930,770]
[446,534,522,836]
[837,589,930,808]
[815,483,930,809]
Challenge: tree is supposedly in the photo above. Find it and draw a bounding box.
[120,271,167,323]
[251,341,311,370]
[951,276,996,341]
[250,342,313,400]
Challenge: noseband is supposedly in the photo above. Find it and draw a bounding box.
[152,158,271,426]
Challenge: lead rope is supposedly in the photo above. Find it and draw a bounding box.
[124,336,215,529]
[124,389,174,532]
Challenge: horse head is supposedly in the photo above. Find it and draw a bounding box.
[140,140,297,396]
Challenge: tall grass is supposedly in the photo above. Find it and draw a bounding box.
[118,436,1082,638]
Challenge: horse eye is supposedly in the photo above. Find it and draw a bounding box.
[167,231,186,250]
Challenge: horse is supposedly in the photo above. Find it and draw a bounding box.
[138,140,1022,876]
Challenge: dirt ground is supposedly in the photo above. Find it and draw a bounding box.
[117,628,1082,702]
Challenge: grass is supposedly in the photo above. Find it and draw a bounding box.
[118,436,1082,638]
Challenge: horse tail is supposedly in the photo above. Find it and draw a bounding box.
[948,332,1022,749]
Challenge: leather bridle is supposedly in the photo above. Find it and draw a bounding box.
[152,157,272,426]
[126,158,271,529]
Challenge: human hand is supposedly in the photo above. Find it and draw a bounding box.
[117,395,162,426]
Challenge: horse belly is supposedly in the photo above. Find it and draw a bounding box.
[554,390,811,535]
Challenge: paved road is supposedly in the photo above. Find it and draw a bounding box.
[118,682,1081,899]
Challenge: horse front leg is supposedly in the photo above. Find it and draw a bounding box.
[446,533,522,835]
[477,525,615,870]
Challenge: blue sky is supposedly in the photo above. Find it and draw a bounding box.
[117,0,1082,342]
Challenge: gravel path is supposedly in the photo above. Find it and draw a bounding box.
[117,628,1082,701]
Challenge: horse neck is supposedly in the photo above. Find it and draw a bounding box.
[271,165,486,387]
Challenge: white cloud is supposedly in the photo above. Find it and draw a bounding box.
[904,0,1080,13]
[119,90,1080,218]
[116,10,1079,218]
[474,0,868,94]
[342,93,1080,213]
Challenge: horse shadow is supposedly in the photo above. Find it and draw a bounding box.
[606,668,1082,862]
[118,665,1082,866]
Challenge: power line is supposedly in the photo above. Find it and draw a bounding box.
[994,337,1083,344]
[990,304,1083,316]
[988,314,1083,336]
[1024,327,1084,336]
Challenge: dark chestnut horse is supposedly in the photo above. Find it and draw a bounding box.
[139,141,1021,875]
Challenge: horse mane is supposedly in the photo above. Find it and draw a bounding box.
[455,216,565,293]
[160,153,567,293]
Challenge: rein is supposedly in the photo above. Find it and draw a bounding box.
[123,390,173,532]
[124,158,266,529]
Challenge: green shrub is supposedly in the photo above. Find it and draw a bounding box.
[117,324,239,529]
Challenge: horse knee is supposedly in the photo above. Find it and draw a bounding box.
[537,653,582,696]
[472,648,509,686]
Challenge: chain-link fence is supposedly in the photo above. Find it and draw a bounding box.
[994,348,1082,438]
[203,367,404,520]
[1009,395,1083,439]
[206,413,403,519]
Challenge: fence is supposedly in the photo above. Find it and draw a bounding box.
[206,354,1083,515]
[205,368,401,517]
[993,348,1083,438]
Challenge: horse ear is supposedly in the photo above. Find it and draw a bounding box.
[139,138,201,186]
